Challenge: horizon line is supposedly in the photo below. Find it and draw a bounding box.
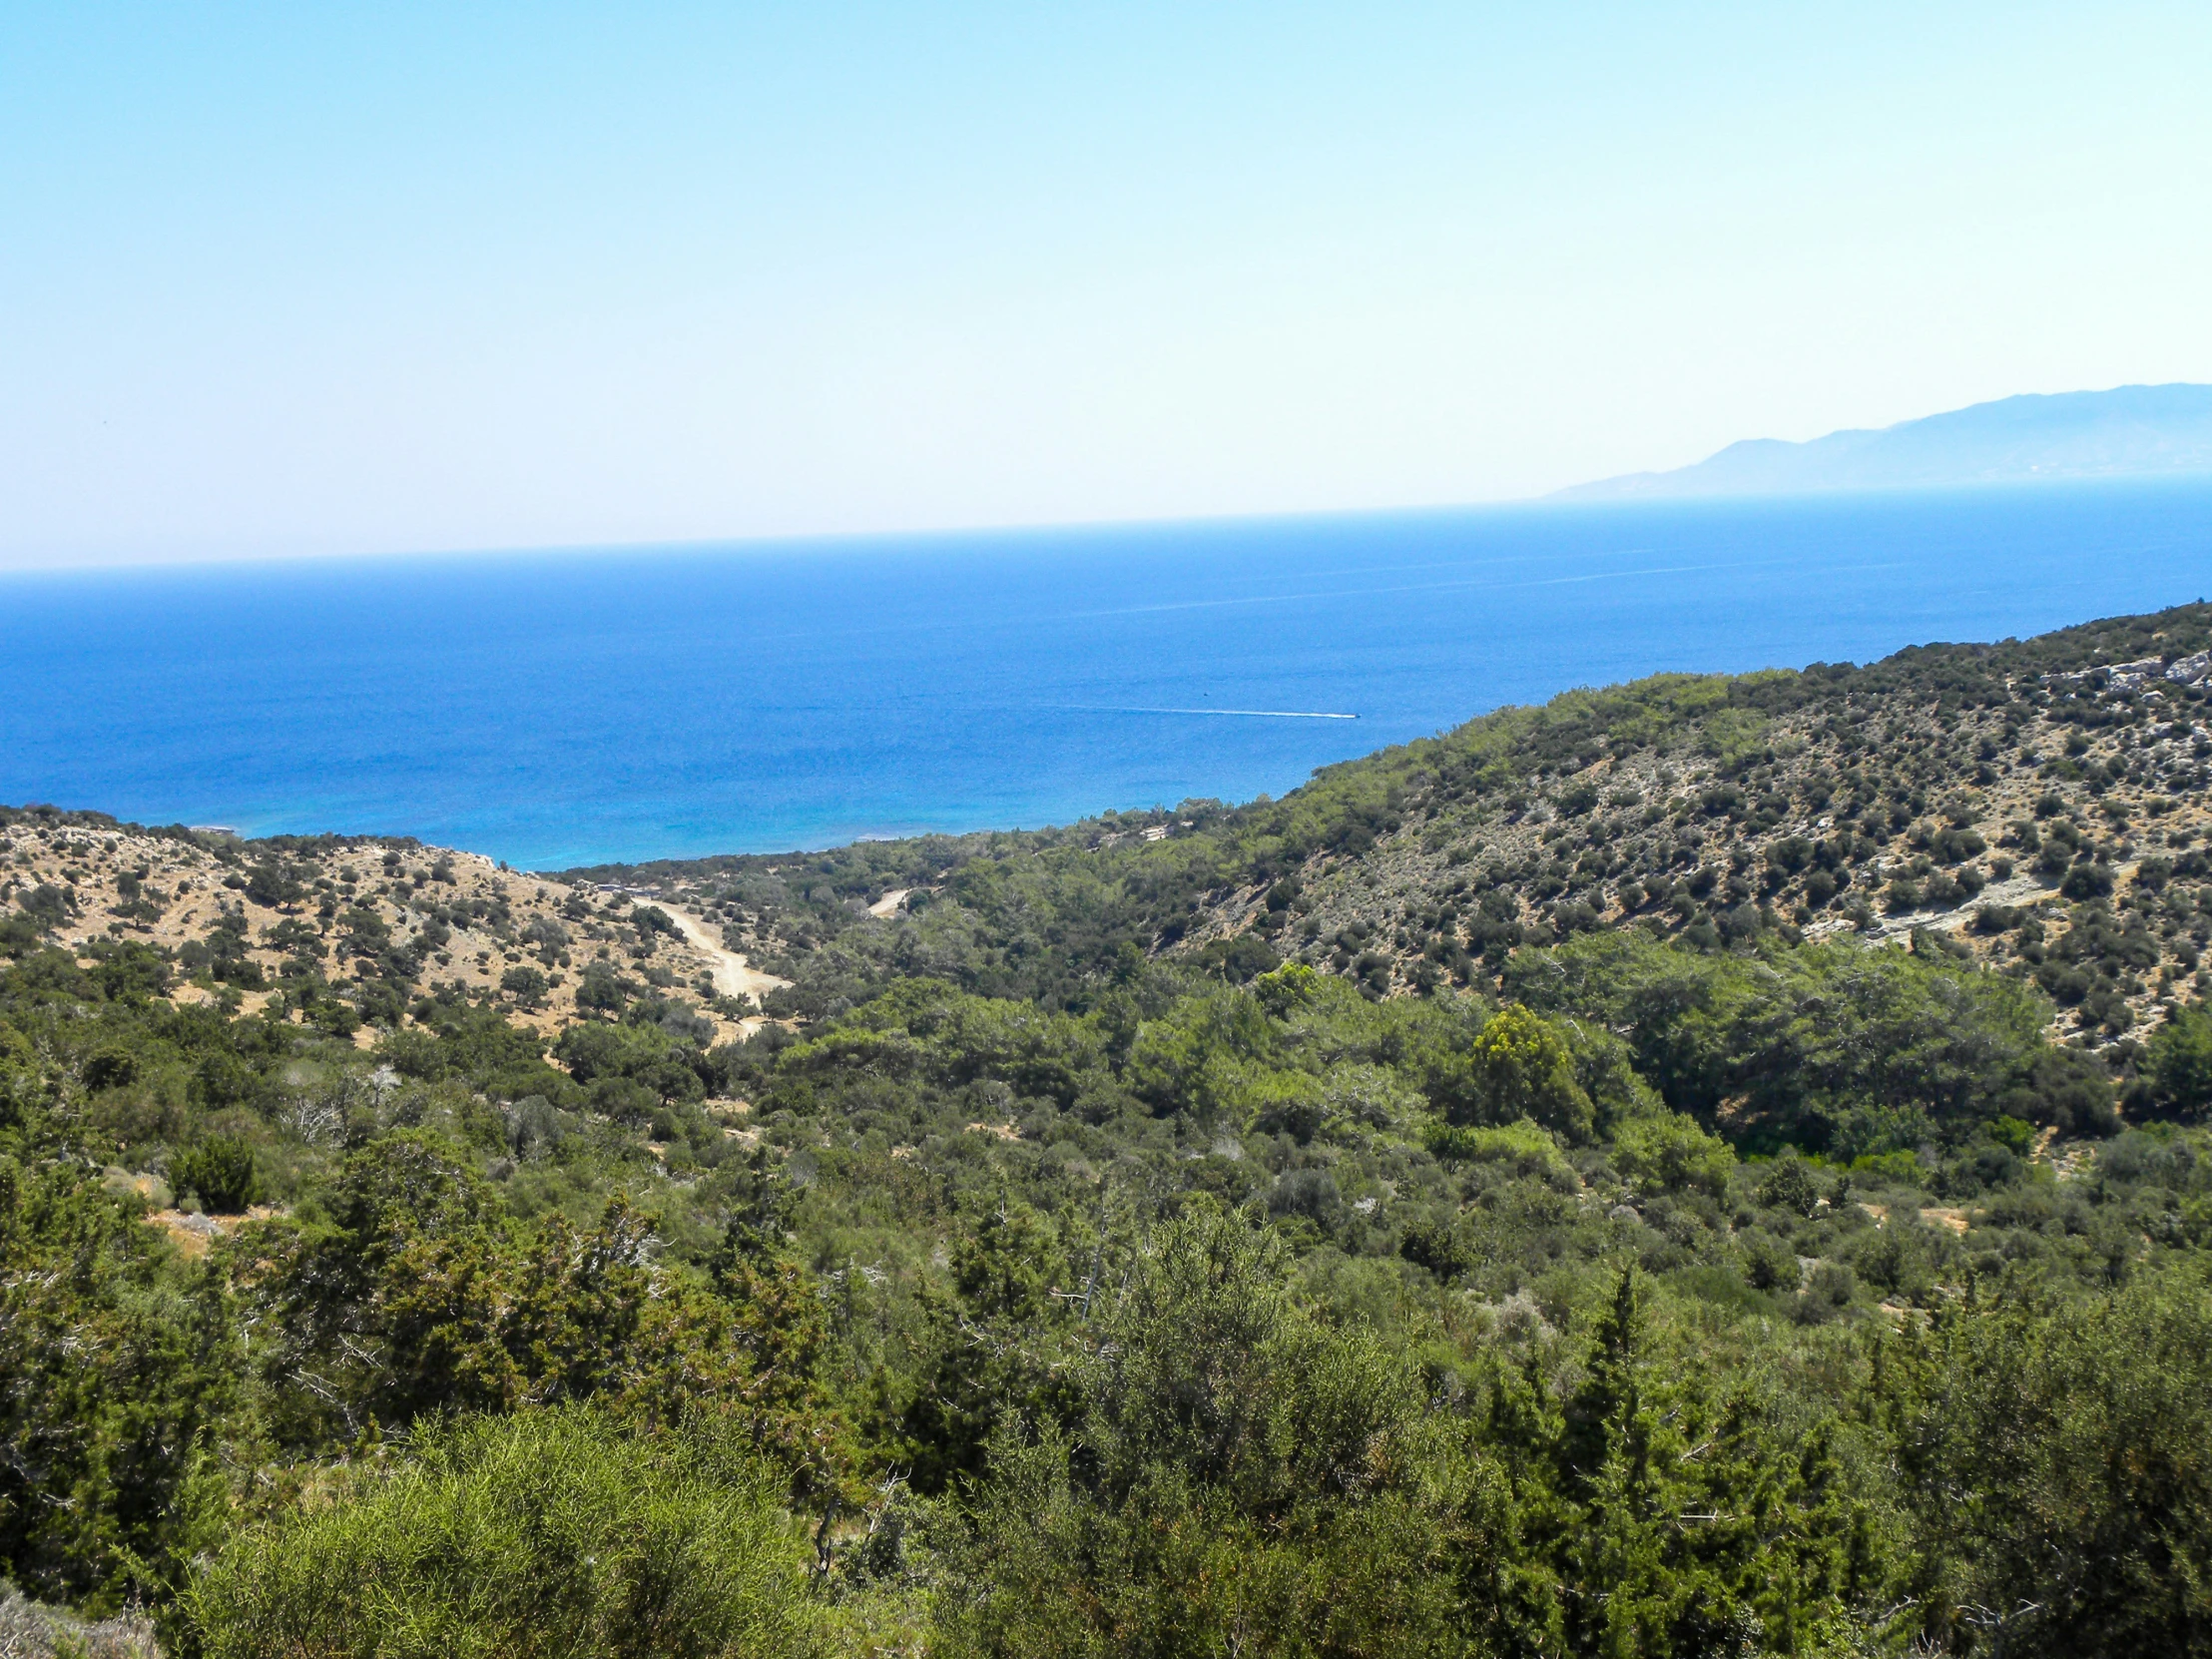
[7,465,2212,581]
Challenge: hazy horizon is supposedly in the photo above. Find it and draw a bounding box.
[2,456,2208,579]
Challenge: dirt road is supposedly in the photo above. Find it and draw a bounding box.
[667,908,790,1005]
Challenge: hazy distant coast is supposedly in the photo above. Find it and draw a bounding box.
[1554,382,2212,501]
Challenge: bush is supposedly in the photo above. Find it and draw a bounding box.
[935,1206,1463,1658]
[0,1587,159,1658]
[170,1136,259,1214]
[2061,862,2116,900]
[499,964,551,1009]
[1422,1116,1573,1183]
[1850,1149,1924,1189]
[1757,1153,1821,1217]
[1880,1268,2212,1655]
[178,1408,822,1659]
[1611,1112,1735,1197]
[1739,1229,1800,1292]
[0,1147,240,1606]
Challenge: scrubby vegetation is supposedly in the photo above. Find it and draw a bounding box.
[0,812,761,1041]
[6,605,2212,1656]
[179,1410,826,1659]
[585,601,2212,1063]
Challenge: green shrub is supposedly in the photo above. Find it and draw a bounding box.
[1877,1267,2212,1655]
[1851,1149,1924,1189]
[170,1136,259,1214]
[1612,1112,1736,1197]
[178,1407,822,1659]
[0,1146,239,1607]
[1422,1115,1572,1181]
[1756,1151,1822,1216]
[934,1206,1468,1658]
[1738,1228,1800,1292]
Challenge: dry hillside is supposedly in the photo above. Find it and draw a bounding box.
[1201,646,2212,1048]
[0,818,778,1045]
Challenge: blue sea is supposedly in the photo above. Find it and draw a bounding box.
[5,479,2212,870]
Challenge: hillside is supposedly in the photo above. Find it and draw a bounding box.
[24,600,2211,1065]
[6,603,2212,1655]
[0,817,779,1044]
[1553,382,2212,499]
[577,600,2212,1068]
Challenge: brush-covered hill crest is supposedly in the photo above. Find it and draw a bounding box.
[568,602,2212,1058]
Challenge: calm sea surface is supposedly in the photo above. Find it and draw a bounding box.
[6,480,2212,869]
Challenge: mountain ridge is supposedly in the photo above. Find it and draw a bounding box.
[1553,381,2212,501]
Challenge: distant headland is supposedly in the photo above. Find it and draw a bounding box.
[1553,382,2212,501]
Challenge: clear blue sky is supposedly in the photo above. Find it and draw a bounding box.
[4,1,2209,565]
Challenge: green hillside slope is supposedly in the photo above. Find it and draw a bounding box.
[4,603,2212,1656]
[578,601,2212,1065]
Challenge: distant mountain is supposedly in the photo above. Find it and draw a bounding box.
[1554,382,2212,501]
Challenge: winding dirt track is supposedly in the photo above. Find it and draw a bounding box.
[667,908,790,1004]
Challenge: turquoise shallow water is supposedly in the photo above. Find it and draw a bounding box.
[4,479,2211,869]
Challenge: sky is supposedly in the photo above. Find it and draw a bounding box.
[4,1,2211,568]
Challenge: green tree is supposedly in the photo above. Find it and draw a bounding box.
[0,1149,238,1608]
[1461,1003,1595,1142]
[935,1205,1470,1657]
[235,1134,834,1477]
[1611,1112,1736,1197]
[1757,1151,1822,1217]
[2147,1003,2212,1120]
[1483,1269,1888,1657]
[1871,1270,2212,1656]
[499,963,551,1009]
